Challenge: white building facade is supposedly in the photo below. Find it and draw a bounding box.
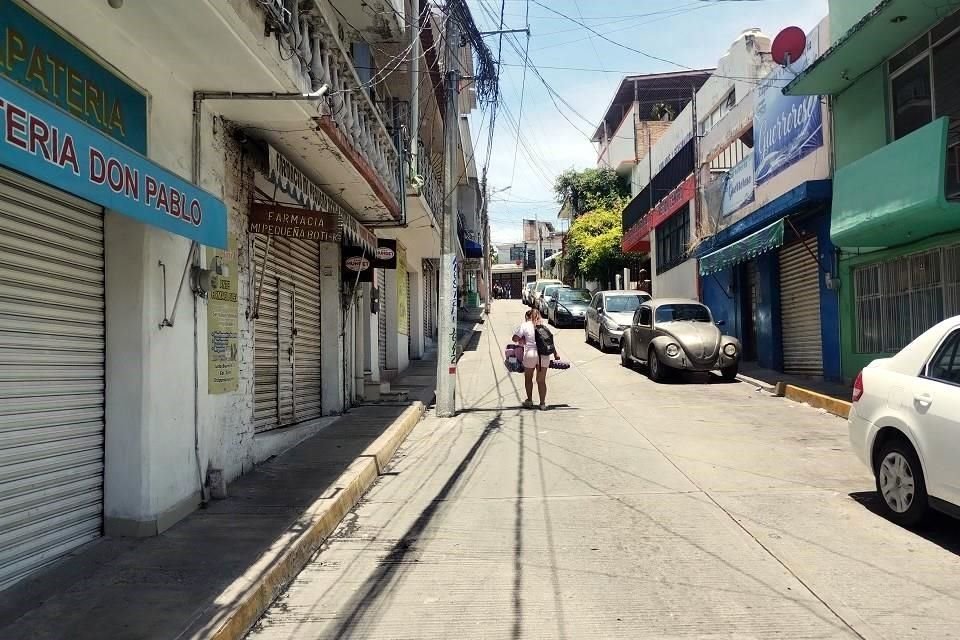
[0,0,480,592]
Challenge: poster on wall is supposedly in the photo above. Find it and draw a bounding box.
[754,26,823,185]
[206,236,240,394]
[397,245,409,336]
[721,152,755,217]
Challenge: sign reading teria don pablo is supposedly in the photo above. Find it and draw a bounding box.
[754,25,824,185]
[248,201,341,242]
[0,73,227,247]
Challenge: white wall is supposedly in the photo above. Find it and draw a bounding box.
[27,0,346,535]
[599,103,636,170]
[654,259,699,300]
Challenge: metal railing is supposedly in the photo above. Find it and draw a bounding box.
[310,18,402,206]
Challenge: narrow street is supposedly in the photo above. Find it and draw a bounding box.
[248,300,960,639]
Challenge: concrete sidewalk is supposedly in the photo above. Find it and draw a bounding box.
[738,362,854,418]
[0,344,469,640]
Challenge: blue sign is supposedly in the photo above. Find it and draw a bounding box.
[721,152,755,217]
[0,0,148,152]
[0,73,227,247]
[754,26,823,185]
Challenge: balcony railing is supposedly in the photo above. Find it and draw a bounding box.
[309,17,402,207]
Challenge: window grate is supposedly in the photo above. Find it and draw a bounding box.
[854,244,960,353]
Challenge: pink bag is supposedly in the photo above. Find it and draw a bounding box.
[504,344,524,373]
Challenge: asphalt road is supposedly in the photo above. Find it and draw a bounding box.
[248,300,960,640]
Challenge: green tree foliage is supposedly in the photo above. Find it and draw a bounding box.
[554,167,629,216]
[565,205,630,283]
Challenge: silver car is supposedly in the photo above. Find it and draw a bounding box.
[522,282,537,305]
[585,290,651,351]
[538,284,568,317]
[620,299,741,382]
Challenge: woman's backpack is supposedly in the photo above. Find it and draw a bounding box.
[534,324,555,356]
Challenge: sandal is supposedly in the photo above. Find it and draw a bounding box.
[522,400,533,409]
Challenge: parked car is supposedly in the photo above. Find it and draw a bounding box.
[547,288,592,327]
[522,282,537,305]
[538,284,568,317]
[620,299,740,382]
[531,279,562,307]
[848,316,960,527]
[585,290,652,351]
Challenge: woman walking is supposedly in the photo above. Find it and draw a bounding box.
[512,308,560,409]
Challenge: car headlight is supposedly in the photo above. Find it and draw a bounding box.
[602,316,619,330]
[665,343,680,357]
[723,343,737,356]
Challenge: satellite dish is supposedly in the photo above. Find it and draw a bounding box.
[771,27,807,67]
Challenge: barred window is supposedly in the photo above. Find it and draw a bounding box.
[854,244,960,353]
[655,205,690,275]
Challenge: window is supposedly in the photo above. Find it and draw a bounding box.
[604,295,648,313]
[888,10,960,198]
[637,306,652,326]
[558,289,591,304]
[655,205,690,275]
[699,89,736,136]
[655,304,711,324]
[853,244,960,353]
[927,331,960,384]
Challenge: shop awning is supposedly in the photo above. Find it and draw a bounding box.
[699,219,784,276]
[464,239,483,259]
[341,213,378,255]
[0,74,227,247]
[785,0,949,97]
[832,117,960,248]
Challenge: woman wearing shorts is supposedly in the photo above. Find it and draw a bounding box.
[512,308,560,409]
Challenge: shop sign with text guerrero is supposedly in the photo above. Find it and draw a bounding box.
[754,26,823,185]
[0,0,147,152]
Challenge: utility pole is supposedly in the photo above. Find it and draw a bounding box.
[535,212,542,279]
[409,0,420,183]
[481,170,491,315]
[435,11,460,418]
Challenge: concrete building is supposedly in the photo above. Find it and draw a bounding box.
[0,0,482,592]
[785,1,960,381]
[622,30,774,301]
[693,21,840,380]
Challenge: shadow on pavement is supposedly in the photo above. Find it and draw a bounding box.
[849,491,960,556]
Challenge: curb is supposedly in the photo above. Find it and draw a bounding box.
[781,384,852,419]
[736,374,852,420]
[198,401,427,640]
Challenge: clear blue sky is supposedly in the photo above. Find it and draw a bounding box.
[466,0,828,243]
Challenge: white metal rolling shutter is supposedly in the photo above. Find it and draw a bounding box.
[779,238,823,376]
[253,236,322,432]
[0,169,104,590]
[377,269,387,372]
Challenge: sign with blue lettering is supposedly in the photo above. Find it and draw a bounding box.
[721,152,755,217]
[0,0,148,152]
[0,74,227,247]
[754,26,823,186]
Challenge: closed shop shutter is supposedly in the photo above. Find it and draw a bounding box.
[779,238,823,376]
[253,235,322,432]
[0,169,104,590]
[377,268,387,373]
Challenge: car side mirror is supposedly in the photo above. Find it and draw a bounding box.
[597,306,603,314]
[715,320,725,327]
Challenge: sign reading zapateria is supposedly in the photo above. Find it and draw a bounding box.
[249,201,341,242]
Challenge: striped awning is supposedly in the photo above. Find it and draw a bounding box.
[699,219,784,276]
[341,214,377,254]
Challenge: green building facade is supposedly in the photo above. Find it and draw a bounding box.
[787,0,960,380]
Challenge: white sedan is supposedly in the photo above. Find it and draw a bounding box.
[848,316,960,527]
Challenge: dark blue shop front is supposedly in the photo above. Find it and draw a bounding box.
[696,180,841,381]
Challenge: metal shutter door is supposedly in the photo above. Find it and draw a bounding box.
[253,236,322,432]
[0,170,104,590]
[779,239,823,376]
[377,269,387,372]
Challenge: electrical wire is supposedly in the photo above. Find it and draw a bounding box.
[509,0,531,185]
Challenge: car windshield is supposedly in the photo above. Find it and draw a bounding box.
[604,294,648,313]
[543,285,565,298]
[558,289,591,303]
[655,304,711,323]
